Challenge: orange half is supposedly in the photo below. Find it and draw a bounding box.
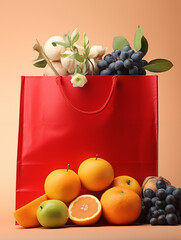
[69,194,102,225]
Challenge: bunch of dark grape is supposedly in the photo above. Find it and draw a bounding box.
[97,46,147,76]
[139,180,181,225]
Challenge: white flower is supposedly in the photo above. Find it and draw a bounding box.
[89,45,108,59]
[71,73,87,87]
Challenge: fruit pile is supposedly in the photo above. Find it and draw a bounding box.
[14,156,142,228]
[139,179,181,225]
[14,157,181,228]
[98,46,147,76]
[33,26,173,87]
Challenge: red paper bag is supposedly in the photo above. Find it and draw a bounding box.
[16,75,158,209]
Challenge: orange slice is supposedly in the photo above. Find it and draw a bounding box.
[14,194,48,228]
[69,194,102,225]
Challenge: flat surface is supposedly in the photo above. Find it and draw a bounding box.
[1,222,181,240]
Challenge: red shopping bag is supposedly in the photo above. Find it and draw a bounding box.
[16,75,158,210]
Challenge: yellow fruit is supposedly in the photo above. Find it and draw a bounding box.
[44,165,81,203]
[14,194,48,228]
[113,175,141,196]
[69,194,102,225]
[78,155,114,191]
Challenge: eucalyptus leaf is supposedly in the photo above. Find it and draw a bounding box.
[72,32,80,45]
[33,53,44,62]
[83,33,89,48]
[112,36,129,51]
[71,28,77,40]
[140,36,148,57]
[52,41,70,48]
[143,59,173,72]
[74,43,84,50]
[33,60,47,68]
[134,26,143,51]
[75,64,82,74]
[70,52,84,62]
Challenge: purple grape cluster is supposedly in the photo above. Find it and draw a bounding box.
[97,46,147,76]
[139,180,181,225]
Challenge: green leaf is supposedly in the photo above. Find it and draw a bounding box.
[134,26,143,51]
[70,52,84,62]
[112,36,129,51]
[71,28,78,40]
[140,36,148,57]
[63,33,71,44]
[84,46,90,58]
[33,53,44,62]
[74,43,84,50]
[52,41,70,48]
[82,59,89,74]
[33,60,47,68]
[83,33,89,48]
[75,64,82,74]
[72,32,80,45]
[60,53,71,58]
[143,59,173,72]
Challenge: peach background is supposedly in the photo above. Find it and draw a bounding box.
[0,0,180,238]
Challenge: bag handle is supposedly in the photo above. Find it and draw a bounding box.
[56,76,117,115]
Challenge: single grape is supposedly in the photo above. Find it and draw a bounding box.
[144,189,156,199]
[165,195,176,205]
[104,54,113,64]
[115,60,124,71]
[149,206,157,215]
[165,204,176,213]
[139,59,148,67]
[152,197,159,205]
[123,45,131,51]
[131,51,143,62]
[156,180,167,190]
[128,49,135,57]
[157,215,166,225]
[141,205,147,215]
[108,62,116,74]
[114,49,121,57]
[155,200,166,209]
[124,59,134,69]
[97,60,108,70]
[138,68,146,75]
[129,66,138,75]
[172,188,181,199]
[152,210,159,218]
[150,217,158,225]
[156,189,167,200]
[166,213,178,225]
[100,69,112,76]
[165,185,176,195]
[143,197,152,208]
[112,52,117,60]
[120,51,129,61]
[158,209,165,216]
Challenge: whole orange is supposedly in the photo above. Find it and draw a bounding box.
[44,165,81,203]
[100,186,142,225]
[113,175,141,196]
[78,156,114,191]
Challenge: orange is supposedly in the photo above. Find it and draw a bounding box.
[69,194,102,225]
[44,165,81,203]
[100,186,141,225]
[113,175,141,196]
[78,155,114,191]
[14,194,48,228]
